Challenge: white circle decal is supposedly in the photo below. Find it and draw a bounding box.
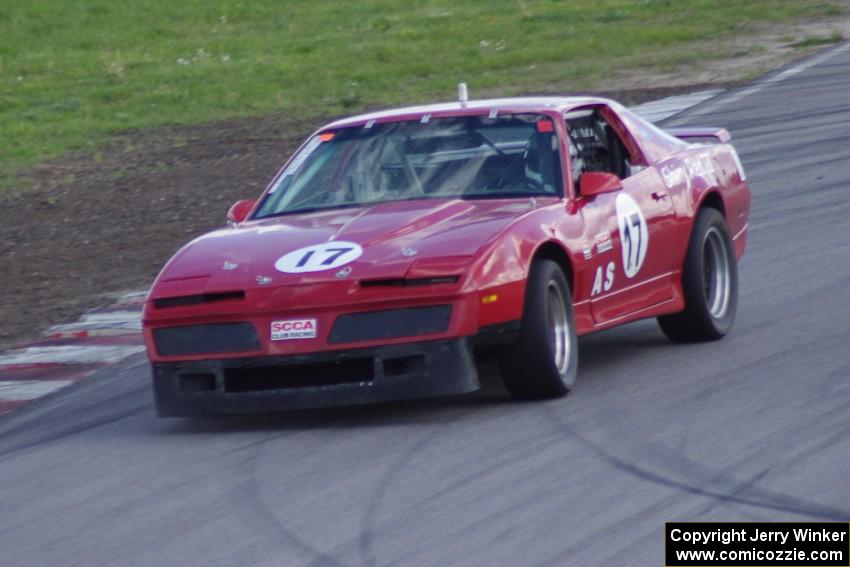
[615,193,649,279]
[275,241,363,273]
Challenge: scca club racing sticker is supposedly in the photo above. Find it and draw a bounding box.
[615,193,649,279]
[275,241,363,273]
[271,319,317,341]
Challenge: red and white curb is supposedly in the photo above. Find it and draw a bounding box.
[0,291,147,416]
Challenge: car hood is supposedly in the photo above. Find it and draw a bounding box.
[151,198,543,296]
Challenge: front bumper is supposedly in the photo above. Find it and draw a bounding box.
[152,337,479,416]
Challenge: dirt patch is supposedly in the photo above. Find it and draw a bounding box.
[1,18,847,348]
[604,19,850,90]
[0,115,312,347]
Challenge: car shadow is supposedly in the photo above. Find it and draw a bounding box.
[160,356,514,434]
[160,322,678,435]
[578,321,674,370]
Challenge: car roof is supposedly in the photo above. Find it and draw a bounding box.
[323,96,613,129]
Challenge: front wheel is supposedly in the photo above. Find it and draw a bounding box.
[499,259,578,399]
[658,207,738,342]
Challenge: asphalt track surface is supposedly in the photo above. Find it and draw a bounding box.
[2,45,850,567]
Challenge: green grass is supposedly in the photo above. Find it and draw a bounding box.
[0,0,846,181]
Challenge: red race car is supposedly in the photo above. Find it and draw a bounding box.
[143,94,750,416]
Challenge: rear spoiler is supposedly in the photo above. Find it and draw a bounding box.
[666,127,731,144]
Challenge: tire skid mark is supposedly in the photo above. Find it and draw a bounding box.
[0,391,331,546]
[543,406,850,521]
[0,290,146,418]
[194,409,378,566]
[0,452,251,552]
[315,409,573,565]
[355,430,437,567]
[248,443,350,567]
[0,371,150,463]
[538,456,713,565]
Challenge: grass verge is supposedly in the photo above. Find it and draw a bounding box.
[0,0,847,185]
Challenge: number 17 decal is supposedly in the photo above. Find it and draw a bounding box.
[615,193,649,278]
[275,241,364,273]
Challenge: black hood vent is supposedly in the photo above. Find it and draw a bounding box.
[153,290,245,309]
[359,276,459,288]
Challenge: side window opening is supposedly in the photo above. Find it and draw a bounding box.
[565,108,637,194]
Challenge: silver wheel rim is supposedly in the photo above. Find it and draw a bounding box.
[703,227,732,319]
[546,281,571,376]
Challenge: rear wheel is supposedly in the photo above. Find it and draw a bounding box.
[499,259,578,399]
[658,207,738,342]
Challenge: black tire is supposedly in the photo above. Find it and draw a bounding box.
[499,259,578,399]
[658,207,738,342]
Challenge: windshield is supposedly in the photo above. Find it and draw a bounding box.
[254,113,562,218]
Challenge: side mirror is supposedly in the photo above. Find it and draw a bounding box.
[227,199,256,223]
[579,172,622,197]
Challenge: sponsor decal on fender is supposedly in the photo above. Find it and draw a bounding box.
[271,319,318,341]
[660,163,688,189]
[594,232,613,254]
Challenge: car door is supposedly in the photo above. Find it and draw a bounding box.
[566,105,678,325]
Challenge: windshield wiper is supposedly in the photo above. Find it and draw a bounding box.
[256,197,446,219]
[256,202,366,218]
[462,192,555,200]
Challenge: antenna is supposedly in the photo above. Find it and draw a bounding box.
[457,82,468,106]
